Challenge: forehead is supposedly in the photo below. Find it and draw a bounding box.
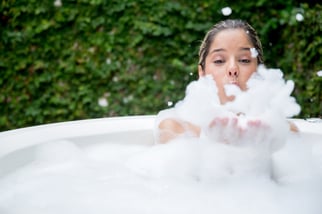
[210,29,253,51]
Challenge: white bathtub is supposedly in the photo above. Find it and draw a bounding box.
[0,115,156,158]
[0,116,321,157]
[0,116,321,214]
[0,116,321,177]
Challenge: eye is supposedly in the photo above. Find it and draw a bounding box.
[214,59,225,64]
[239,59,251,64]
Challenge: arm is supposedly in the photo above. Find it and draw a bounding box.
[157,118,201,144]
[157,117,298,144]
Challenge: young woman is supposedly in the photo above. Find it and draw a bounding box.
[155,19,297,144]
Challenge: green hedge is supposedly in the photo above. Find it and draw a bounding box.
[1,0,321,131]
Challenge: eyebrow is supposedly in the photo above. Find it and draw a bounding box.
[210,47,252,54]
[240,47,251,51]
[211,48,225,53]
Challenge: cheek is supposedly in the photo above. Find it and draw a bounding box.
[239,69,256,88]
[203,62,226,87]
[209,71,226,90]
[212,72,225,83]
[204,65,225,79]
[240,71,253,80]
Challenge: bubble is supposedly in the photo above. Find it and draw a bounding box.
[88,47,95,53]
[123,95,133,104]
[98,97,108,107]
[250,48,258,58]
[54,0,62,7]
[317,70,322,77]
[221,7,232,16]
[112,76,119,82]
[296,13,304,22]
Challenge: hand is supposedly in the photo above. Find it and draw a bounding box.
[206,116,270,146]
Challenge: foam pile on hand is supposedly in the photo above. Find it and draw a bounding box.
[207,65,301,151]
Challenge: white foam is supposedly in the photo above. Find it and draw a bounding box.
[147,65,321,209]
[250,47,259,58]
[0,135,321,214]
[156,65,301,152]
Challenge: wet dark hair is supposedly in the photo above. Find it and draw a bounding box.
[198,19,264,71]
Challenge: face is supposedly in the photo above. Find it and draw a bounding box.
[198,29,258,104]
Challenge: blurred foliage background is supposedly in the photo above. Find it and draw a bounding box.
[1,0,321,131]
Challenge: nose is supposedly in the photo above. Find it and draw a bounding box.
[227,61,239,78]
[228,70,238,77]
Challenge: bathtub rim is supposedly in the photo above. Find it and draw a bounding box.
[0,115,156,158]
[0,116,320,158]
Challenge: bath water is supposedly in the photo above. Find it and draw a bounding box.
[0,135,321,214]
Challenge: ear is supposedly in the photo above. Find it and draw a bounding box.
[198,65,205,78]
